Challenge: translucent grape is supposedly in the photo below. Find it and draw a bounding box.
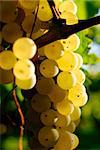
[73,69,85,84]
[48,84,67,103]
[59,0,77,14]
[65,121,76,133]
[13,37,37,59]
[75,53,83,68]
[74,119,80,127]
[0,68,14,84]
[0,51,17,70]
[36,77,55,95]
[31,94,51,112]
[57,71,76,90]
[71,134,79,149]
[54,131,73,150]
[70,106,81,121]
[38,47,45,56]
[40,109,58,126]
[56,99,74,116]
[22,14,41,33]
[18,0,38,10]
[37,0,53,21]
[2,23,23,43]
[54,113,71,129]
[13,59,35,80]
[44,41,64,60]
[56,51,78,72]
[60,34,80,51]
[40,59,59,78]
[38,127,59,148]
[15,74,36,90]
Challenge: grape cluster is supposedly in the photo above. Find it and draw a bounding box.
[0,0,88,149]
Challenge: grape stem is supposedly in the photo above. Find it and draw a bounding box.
[34,15,100,48]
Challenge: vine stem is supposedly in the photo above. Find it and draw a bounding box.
[13,89,25,150]
[34,15,100,48]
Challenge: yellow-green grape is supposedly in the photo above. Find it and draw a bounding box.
[44,41,64,60]
[2,23,23,43]
[57,71,76,90]
[71,134,79,149]
[0,51,17,70]
[48,84,67,103]
[75,53,83,69]
[53,0,61,9]
[15,74,36,90]
[36,77,55,95]
[70,106,81,121]
[60,34,80,51]
[54,131,73,150]
[40,59,59,78]
[0,1,18,23]
[38,127,59,148]
[74,119,80,127]
[13,59,35,80]
[37,0,53,21]
[56,99,74,116]
[22,14,41,33]
[31,94,51,113]
[0,68,14,84]
[54,113,71,129]
[40,109,58,126]
[65,121,76,133]
[38,47,45,56]
[72,69,85,84]
[59,0,77,14]
[68,83,88,107]
[13,37,37,59]
[60,12,78,25]
[56,51,78,72]
[18,0,38,10]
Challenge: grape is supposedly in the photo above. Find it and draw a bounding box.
[40,109,58,126]
[18,0,38,10]
[0,1,18,23]
[57,71,76,90]
[75,53,83,69]
[74,119,80,127]
[31,94,51,113]
[38,127,59,148]
[40,59,59,78]
[37,0,53,21]
[54,113,71,129]
[56,99,74,116]
[70,106,81,121]
[13,37,37,59]
[60,12,78,25]
[13,59,35,80]
[15,74,36,90]
[22,14,41,33]
[2,23,23,43]
[60,34,80,51]
[68,83,88,107]
[44,41,64,60]
[56,51,78,72]
[36,77,55,95]
[0,68,14,84]
[0,51,17,70]
[38,47,45,56]
[48,84,67,103]
[71,134,79,149]
[54,131,73,150]
[72,69,85,84]
[65,121,76,133]
[59,0,77,14]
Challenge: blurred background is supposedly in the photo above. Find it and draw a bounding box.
[0,0,100,149]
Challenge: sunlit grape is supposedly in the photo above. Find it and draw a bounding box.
[13,37,37,59]
[38,127,59,148]
[18,0,38,10]
[72,69,85,84]
[0,51,17,70]
[65,121,76,133]
[71,134,79,149]
[31,94,51,112]
[75,53,83,69]
[40,59,59,78]
[70,106,81,121]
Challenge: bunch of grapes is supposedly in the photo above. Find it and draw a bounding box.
[0,0,88,149]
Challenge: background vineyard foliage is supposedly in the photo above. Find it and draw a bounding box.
[0,0,100,149]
